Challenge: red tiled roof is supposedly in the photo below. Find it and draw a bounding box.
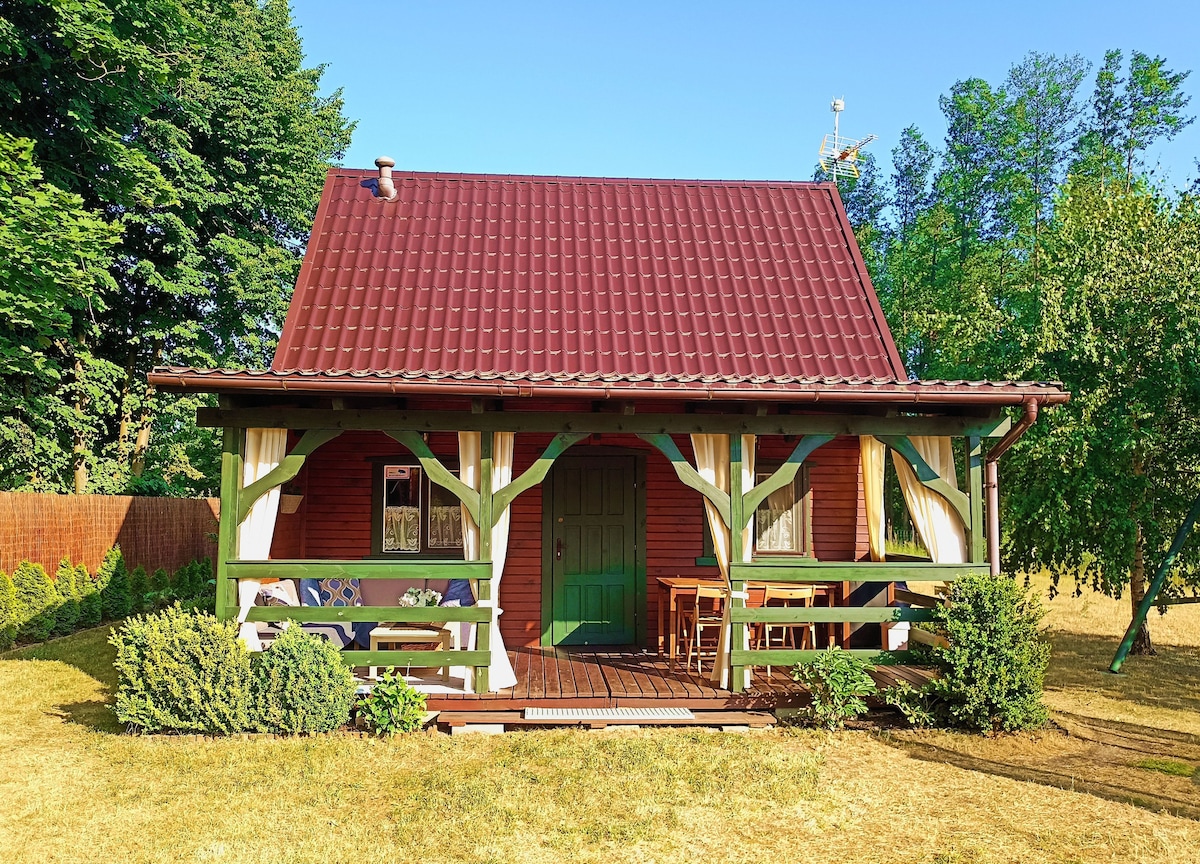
[269,170,909,388]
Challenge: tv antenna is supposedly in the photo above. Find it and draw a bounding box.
[818,98,877,182]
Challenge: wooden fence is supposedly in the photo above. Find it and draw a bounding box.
[0,492,219,577]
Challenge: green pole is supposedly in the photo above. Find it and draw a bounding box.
[1110,489,1200,673]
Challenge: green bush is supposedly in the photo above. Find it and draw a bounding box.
[78,562,103,628]
[12,561,57,643]
[52,558,81,636]
[357,669,427,735]
[98,546,132,621]
[149,567,170,595]
[927,573,1050,732]
[110,605,253,734]
[789,646,877,730]
[128,565,150,613]
[882,680,939,728]
[252,625,357,733]
[0,571,15,650]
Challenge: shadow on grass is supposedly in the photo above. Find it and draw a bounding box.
[2,626,123,733]
[1046,629,1200,715]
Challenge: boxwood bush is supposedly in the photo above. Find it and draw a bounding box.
[927,573,1050,732]
[111,605,253,734]
[252,625,357,733]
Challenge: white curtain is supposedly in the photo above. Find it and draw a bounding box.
[892,436,967,564]
[860,436,887,562]
[457,431,519,693]
[690,434,754,689]
[235,428,288,650]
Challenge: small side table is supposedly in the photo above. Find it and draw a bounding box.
[369,623,452,681]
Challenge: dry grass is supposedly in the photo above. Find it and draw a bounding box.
[2,588,1200,863]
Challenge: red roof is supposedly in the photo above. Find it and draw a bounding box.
[270,170,908,388]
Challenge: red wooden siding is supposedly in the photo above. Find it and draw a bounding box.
[272,431,865,649]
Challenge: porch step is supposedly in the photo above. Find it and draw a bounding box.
[436,709,776,731]
[525,707,694,722]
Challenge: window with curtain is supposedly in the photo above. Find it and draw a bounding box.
[698,466,812,559]
[372,464,465,557]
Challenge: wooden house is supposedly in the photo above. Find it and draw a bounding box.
[150,163,1067,719]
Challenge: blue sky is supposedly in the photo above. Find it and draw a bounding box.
[290,1,1199,190]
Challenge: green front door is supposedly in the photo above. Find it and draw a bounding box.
[549,456,638,645]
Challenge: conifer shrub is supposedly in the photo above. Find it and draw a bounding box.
[98,546,132,621]
[0,571,16,650]
[128,565,150,613]
[13,561,57,642]
[927,573,1050,732]
[110,605,253,734]
[252,625,357,733]
[52,558,81,636]
[149,567,171,595]
[78,563,103,628]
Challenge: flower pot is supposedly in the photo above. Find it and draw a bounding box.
[279,493,303,514]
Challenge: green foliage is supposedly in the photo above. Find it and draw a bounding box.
[1132,758,1196,778]
[252,625,356,734]
[52,559,81,636]
[882,680,940,728]
[789,647,878,730]
[357,669,428,735]
[12,561,57,643]
[98,546,131,621]
[110,605,253,734]
[0,571,15,650]
[78,564,103,628]
[128,566,150,614]
[149,568,170,595]
[928,574,1050,732]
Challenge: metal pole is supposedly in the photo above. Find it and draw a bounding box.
[1110,490,1200,673]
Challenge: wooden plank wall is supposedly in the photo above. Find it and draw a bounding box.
[272,430,864,649]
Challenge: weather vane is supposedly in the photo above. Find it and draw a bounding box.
[818,98,877,183]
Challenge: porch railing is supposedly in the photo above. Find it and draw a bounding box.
[726,561,986,678]
[223,559,495,689]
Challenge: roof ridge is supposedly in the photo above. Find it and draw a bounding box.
[329,167,840,190]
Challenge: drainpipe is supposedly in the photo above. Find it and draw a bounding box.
[984,398,1038,576]
[375,156,398,201]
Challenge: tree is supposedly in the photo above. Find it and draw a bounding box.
[891,126,934,241]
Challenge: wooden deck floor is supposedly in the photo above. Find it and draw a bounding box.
[424,646,935,712]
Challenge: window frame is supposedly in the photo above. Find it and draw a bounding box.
[368,458,467,560]
[696,464,813,564]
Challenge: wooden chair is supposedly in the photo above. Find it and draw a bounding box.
[755,585,816,675]
[681,584,728,675]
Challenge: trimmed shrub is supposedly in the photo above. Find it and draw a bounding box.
[128,565,150,613]
[927,573,1050,732]
[790,646,877,730]
[150,567,170,594]
[252,625,357,733]
[110,605,253,734]
[357,669,427,735]
[78,562,103,628]
[52,558,81,636]
[98,546,132,621]
[13,561,57,643]
[0,571,15,650]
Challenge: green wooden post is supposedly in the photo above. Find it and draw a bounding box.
[215,426,243,622]
[729,434,746,693]
[474,432,494,693]
[965,436,986,563]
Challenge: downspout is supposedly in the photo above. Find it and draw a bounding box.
[984,398,1038,576]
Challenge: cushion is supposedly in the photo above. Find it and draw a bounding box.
[441,579,475,607]
[298,578,323,607]
[257,581,298,607]
[318,578,363,607]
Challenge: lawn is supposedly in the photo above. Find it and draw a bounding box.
[2,580,1199,864]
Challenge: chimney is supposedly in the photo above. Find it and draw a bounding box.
[375,156,397,201]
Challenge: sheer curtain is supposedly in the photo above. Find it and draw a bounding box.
[235,428,287,650]
[457,432,519,692]
[892,436,966,564]
[690,433,754,689]
[860,436,887,562]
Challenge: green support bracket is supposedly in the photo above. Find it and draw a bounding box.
[1110,489,1200,672]
[964,436,986,563]
[492,432,587,518]
[236,429,342,525]
[215,426,243,622]
[878,435,971,528]
[636,433,731,528]
[386,430,481,525]
[739,434,833,531]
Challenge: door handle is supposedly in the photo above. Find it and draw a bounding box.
[556,538,563,561]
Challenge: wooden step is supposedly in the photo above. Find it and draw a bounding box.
[436,709,777,731]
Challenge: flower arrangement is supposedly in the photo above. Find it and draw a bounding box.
[398,587,443,608]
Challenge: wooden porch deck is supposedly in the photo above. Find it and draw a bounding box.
[423,646,935,712]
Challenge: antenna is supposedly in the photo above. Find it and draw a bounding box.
[819,98,877,183]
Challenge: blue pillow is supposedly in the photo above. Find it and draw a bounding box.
[441,579,475,606]
[298,578,322,607]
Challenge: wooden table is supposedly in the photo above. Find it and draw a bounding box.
[655,576,850,667]
[369,623,452,681]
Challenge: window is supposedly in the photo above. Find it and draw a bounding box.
[373,464,465,557]
[697,466,812,562]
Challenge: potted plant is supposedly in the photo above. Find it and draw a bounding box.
[279,482,304,514]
